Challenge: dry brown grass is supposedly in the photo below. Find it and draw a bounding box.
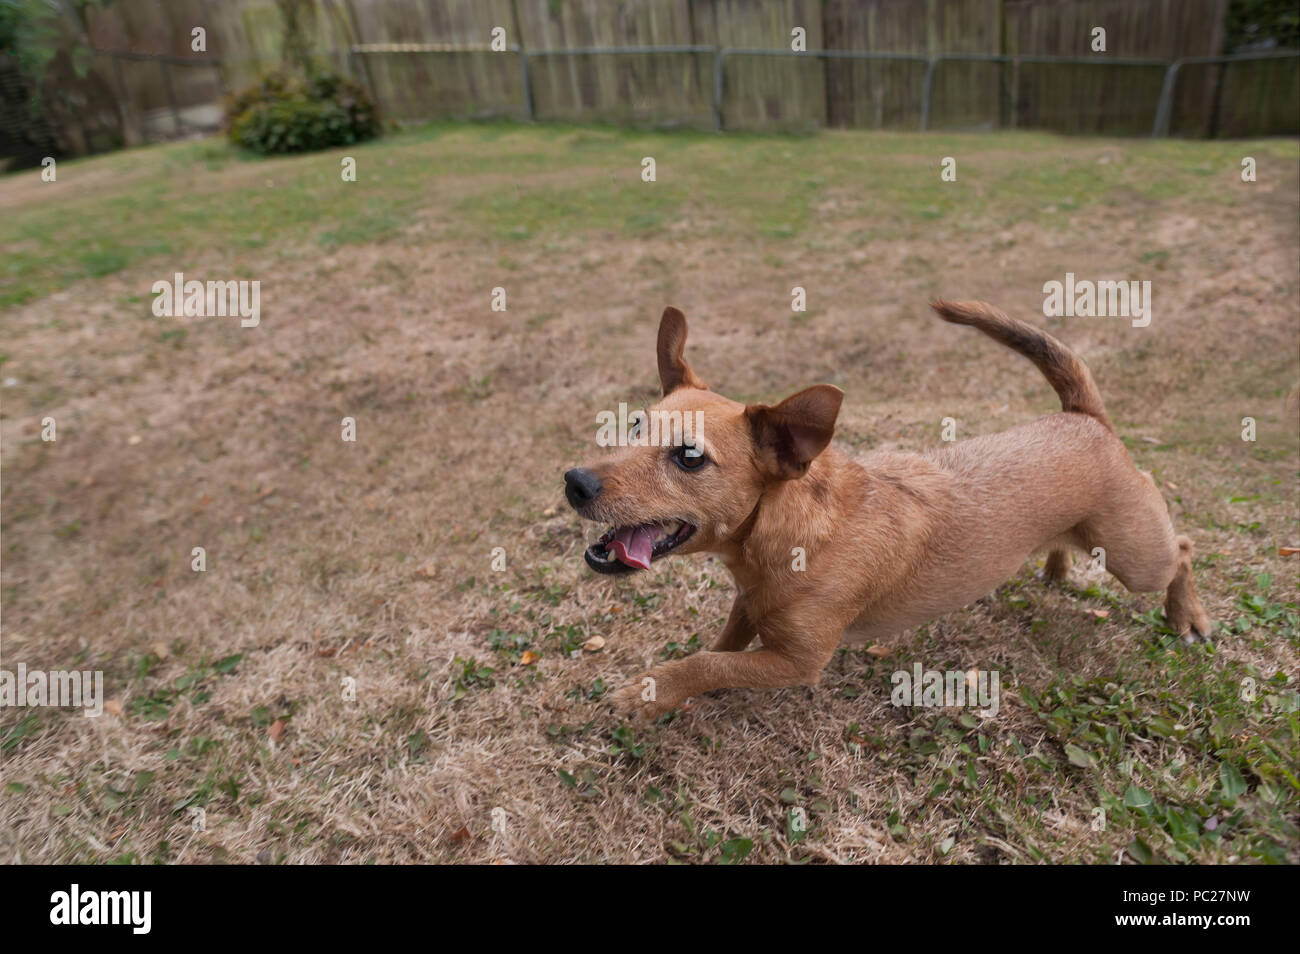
[1,125,1297,864]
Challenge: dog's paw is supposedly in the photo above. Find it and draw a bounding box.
[1181,617,1214,646]
[1167,597,1213,646]
[608,680,674,722]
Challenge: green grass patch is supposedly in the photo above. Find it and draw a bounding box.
[6,124,1294,308]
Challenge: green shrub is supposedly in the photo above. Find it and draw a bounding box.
[225,70,379,155]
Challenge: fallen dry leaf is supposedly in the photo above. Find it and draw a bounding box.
[103,698,122,716]
[583,636,606,652]
[866,644,891,658]
[127,434,142,445]
[448,826,472,844]
[1280,547,1299,557]
[416,561,437,578]
[269,719,286,744]
[1089,609,1110,619]
[520,650,539,665]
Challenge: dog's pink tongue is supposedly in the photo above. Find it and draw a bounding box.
[608,525,655,570]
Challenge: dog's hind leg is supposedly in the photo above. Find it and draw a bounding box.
[1163,535,1212,642]
[1078,472,1212,641]
[1040,548,1072,583]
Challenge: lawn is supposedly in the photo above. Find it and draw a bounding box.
[0,122,1296,863]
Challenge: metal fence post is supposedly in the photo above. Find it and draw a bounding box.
[517,45,533,120]
[920,56,937,130]
[108,52,143,146]
[1150,52,1300,138]
[160,59,182,135]
[712,47,724,131]
[1009,56,1020,129]
[1152,61,1182,137]
[212,59,228,99]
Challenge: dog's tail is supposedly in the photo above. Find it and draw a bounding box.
[930,299,1113,432]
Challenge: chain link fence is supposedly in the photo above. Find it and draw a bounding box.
[346,44,1298,137]
[35,43,1300,158]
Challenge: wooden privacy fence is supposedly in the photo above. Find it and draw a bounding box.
[74,41,1300,147]
[337,43,1298,136]
[33,0,1288,158]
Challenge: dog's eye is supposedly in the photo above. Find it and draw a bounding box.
[673,444,708,471]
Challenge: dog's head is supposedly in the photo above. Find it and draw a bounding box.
[564,307,843,574]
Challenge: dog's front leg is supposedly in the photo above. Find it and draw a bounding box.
[610,621,838,721]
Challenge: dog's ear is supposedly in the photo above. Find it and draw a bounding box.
[746,384,844,480]
[657,306,707,395]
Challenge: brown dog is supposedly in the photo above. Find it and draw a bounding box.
[563,301,1212,721]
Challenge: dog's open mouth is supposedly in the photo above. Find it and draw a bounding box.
[585,519,696,574]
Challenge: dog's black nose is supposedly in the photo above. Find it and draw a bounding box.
[564,468,603,509]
